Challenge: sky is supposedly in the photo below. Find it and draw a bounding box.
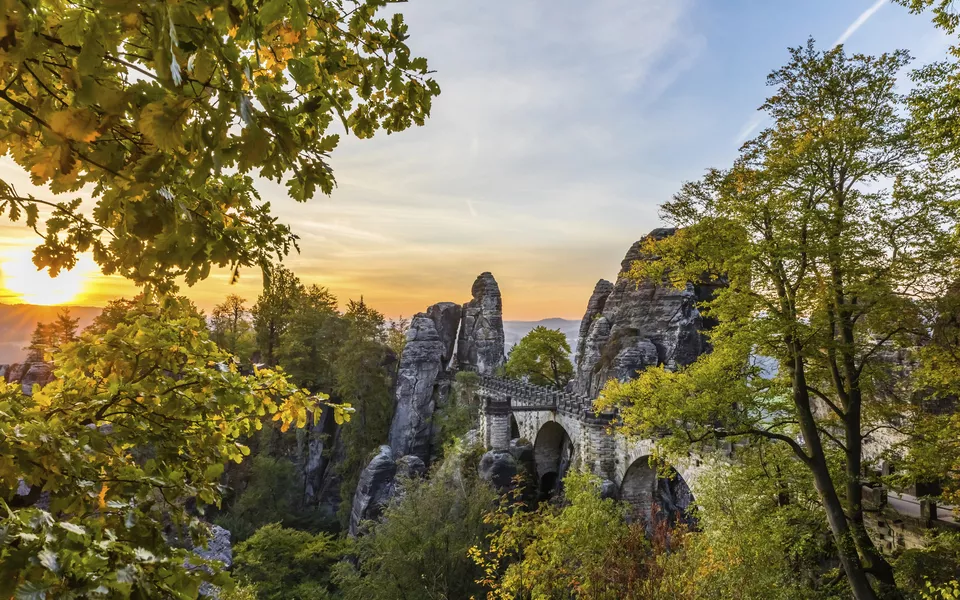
[0,0,952,320]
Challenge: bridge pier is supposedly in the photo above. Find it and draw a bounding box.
[482,394,511,450]
[580,414,617,482]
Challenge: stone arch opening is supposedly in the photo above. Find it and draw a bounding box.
[509,414,520,440]
[620,456,694,528]
[534,421,574,501]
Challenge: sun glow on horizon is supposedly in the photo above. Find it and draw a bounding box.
[0,249,99,306]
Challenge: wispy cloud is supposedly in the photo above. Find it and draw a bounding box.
[834,0,887,47]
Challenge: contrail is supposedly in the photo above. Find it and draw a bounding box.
[733,0,887,146]
[835,0,887,47]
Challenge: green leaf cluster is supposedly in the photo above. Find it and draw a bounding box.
[0,0,439,287]
[0,294,338,598]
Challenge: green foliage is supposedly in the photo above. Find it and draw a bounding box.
[473,466,841,600]
[597,40,960,599]
[336,448,497,600]
[24,320,56,362]
[0,295,345,598]
[895,533,960,599]
[433,371,482,453]
[53,307,79,344]
[333,298,394,525]
[215,455,318,542]
[210,294,255,359]
[505,326,574,389]
[277,284,341,391]
[253,264,307,366]
[472,472,632,599]
[24,307,81,361]
[686,447,846,599]
[233,523,348,600]
[472,471,705,600]
[384,315,409,359]
[0,0,438,288]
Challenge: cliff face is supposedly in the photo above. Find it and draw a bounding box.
[350,273,507,535]
[457,273,505,376]
[573,229,717,397]
[387,313,447,462]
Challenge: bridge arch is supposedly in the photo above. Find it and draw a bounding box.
[534,421,575,501]
[620,455,695,527]
[509,414,520,440]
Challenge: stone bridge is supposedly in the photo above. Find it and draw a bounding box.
[477,375,698,522]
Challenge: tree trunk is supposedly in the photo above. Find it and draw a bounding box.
[845,395,901,597]
[791,349,880,600]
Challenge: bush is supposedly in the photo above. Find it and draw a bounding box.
[335,446,497,600]
[232,523,348,600]
[895,533,960,599]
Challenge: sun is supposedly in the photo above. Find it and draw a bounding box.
[0,249,97,305]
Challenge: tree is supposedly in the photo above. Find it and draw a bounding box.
[211,294,254,358]
[24,320,57,361]
[384,315,409,359]
[506,326,574,389]
[0,0,439,288]
[276,284,341,390]
[332,299,394,524]
[232,523,347,600]
[87,296,143,334]
[253,265,306,366]
[52,307,80,344]
[0,295,349,597]
[597,41,960,600]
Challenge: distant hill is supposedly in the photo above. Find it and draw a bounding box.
[0,305,580,364]
[0,304,101,363]
[503,318,580,356]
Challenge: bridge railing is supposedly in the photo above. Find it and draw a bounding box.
[476,375,610,419]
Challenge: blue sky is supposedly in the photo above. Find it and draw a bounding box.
[0,0,951,318]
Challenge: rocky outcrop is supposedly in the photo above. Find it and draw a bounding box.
[388,313,446,461]
[574,280,614,369]
[349,446,398,536]
[0,361,55,395]
[194,525,232,568]
[348,447,427,536]
[573,229,718,397]
[478,450,518,490]
[426,302,462,367]
[478,439,536,497]
[457,273,505,375]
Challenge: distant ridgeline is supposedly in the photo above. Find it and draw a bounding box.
[0,304,100,363]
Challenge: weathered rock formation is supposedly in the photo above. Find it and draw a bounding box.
[348,446,427,536]
[457,273,505,375]
[0,361,54,395]
[387,312,446,461]
[426,302,462,367]
[574,279,614,369]
[573,229,718,397]
[478,439,536,498]
[351,274,507,535]
[349,445,398,536]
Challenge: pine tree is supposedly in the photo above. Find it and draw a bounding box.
[52,308,80,345]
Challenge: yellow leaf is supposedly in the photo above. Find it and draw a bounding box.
[48,108,101,142]
[98,483,109,508]
[29,143,74,181]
